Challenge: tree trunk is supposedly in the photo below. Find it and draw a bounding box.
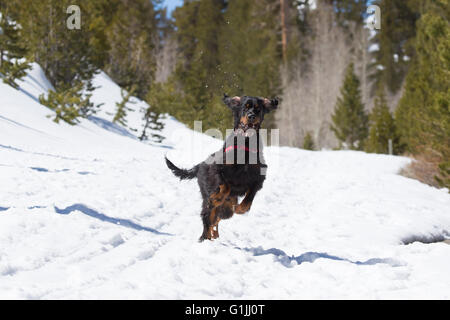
[280,0,287,65]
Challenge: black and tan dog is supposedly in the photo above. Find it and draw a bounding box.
[165,94,279,241]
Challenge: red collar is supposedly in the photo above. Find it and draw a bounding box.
[224,145,258,154]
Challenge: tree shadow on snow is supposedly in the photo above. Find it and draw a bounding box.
[29,167,94,175]
[0,115,48,135]
[88,116,137,139]
[0,143,79,161]
[88,116,174,150]
[238,246,404,268]
[54,203,172,236]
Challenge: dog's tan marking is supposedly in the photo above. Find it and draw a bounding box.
[210,184,231,207]
[252,118,261,127]
[226,196,238,208]
[222,196,238,217]
[206,184,232,240]
[211,221,220,239]
[207,207,218,240]
[234,190,253,214]
[208,194,238,240]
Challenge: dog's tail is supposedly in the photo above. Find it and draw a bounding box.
[165,157,199,180]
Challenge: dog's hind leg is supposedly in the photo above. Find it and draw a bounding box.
[211,217,220,239]
[199,203,222,241]
[199,209,211,242]
[208,206,220,239]
[199,206,220,241]
[212,196,237,239]
[199,184,232,242]
[209,184,231,239]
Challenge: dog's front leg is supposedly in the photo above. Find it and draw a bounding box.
[234,188,258,214]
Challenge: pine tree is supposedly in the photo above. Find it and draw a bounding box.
[219,0,281,98]
[395,0,450,190]
[2,0,109,124]
[140,81,181,143]
[303,132,315,150]
[113,86,136,127]
[171,0,228,131]
[140,108,165,143]
[0,7,30,89]
[369,0,419,94]
[39,81,99,125]
[365,86,402,154]
[104,0,160,99]
[167,0,283,133]
[3,0,116,124]
[8,0,111,89]
[331,63,368,150]
[435,162,450,190]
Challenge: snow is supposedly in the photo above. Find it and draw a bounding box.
[368,43,379,53]
[1,65,450,299]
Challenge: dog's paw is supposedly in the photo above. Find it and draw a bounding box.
[233,203,250,214]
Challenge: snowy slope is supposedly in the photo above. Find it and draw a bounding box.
[0,66,449,299]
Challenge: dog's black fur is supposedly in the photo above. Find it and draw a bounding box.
[165,94,279,241]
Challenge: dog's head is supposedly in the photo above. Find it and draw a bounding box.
[223,94,279,132]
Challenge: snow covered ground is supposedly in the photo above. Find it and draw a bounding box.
[1,65,449,299]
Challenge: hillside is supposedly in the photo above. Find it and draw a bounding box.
[0,65,449,299]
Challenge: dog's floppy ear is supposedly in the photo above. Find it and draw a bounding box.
[223,94,241,109]
[262,97,279,113]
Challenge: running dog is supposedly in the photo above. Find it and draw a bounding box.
[165,94,279,241]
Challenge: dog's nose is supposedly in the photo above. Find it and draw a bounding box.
[248,114,256,122]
